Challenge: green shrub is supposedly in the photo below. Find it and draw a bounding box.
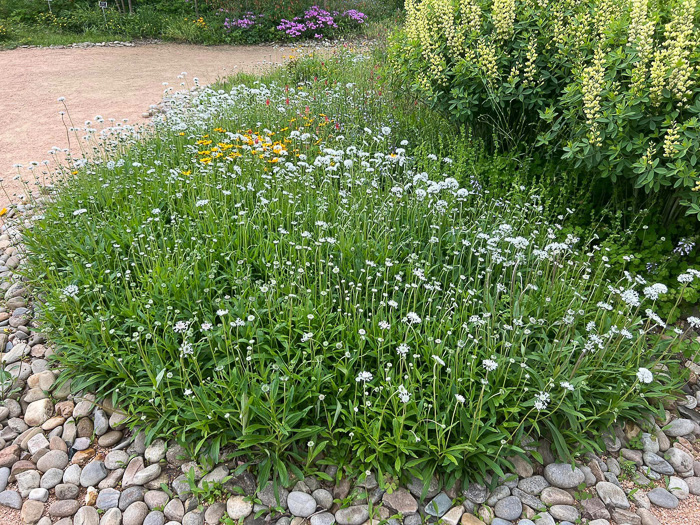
[390,0,700,221]
[24,51,688,485]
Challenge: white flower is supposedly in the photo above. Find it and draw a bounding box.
[432,355,445,366]
[73,208,88,216]
[62,284,79,298]
[173,321,190,333]
[533,391,550,411]
[216,309,229,316]
[620,289,640,307]
[688,316,700,329]
[201,323,213,331]
[405,312,422,324]
[396,344,409,356]
[455,394,466,404]
[560,381,574,391]
[678,273,693,284]
[636,367,653,384]
[180,341,194,357]
[381,126,391,135]
[356,371,373,383]
[507,236,529,250]
[482,359,498,372]
[397,385,411,403]
[643,283,668,300]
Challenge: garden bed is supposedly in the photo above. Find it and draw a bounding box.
[1,25,700,525]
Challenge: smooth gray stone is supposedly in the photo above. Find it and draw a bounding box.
[648,487,679,509]
[494,496,522,521]
[425,491,452,517]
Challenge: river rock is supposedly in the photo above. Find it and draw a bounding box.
[663,419,695,437]
[21,499,45,524]
[668,476,689,500]
[49,499,80,517]
[124,501,149,525]
[101,508,123,525]
[595,481,629,509]
[24,399,53,427]
[37,450,68,472]
[540,487,574,506]
[494,495,522,520]
[643,452,674,475]
[288,491,316,517]
[0,489,22,509]
[544,464,585,489]
[335,505,370,525]
[81,460,108,487]
[518,476,549,495]
[97,488,121,510]
[647,488,678,509]
[665,448,694,474]
[383,488,418,515]
[75,505,100,525]
[227,496,253,520]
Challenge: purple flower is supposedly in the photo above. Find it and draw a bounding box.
[343,9,367,23]
[674,237,696,256]
[224,12,263,31]
[277,5,362,39]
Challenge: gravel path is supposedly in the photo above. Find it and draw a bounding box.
[0,42,289,209]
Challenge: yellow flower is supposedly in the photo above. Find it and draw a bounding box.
[0,208,7,217]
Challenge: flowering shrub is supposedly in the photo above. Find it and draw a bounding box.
[277,5,366,39]
[391,0,700,221]
[24,52,688,485]
[224,12,261,30]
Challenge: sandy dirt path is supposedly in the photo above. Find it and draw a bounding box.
[0,42,289,209]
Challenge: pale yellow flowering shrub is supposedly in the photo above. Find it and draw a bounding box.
[391,0,700,219]
[581,47,606,146]
[492,0,516,40]
[650,0,697,106]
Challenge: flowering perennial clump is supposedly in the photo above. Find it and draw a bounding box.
[392,0,700,220]
[24,52,688,483]
[277,6,366,39]
[224,12,262,30]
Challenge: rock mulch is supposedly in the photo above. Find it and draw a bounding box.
[10,40,155,50]
[1,208,700,525]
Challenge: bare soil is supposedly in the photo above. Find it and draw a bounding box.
[0,42,289,209]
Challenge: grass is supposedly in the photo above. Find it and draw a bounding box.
[19,47,693,489]
[1,24,121,47]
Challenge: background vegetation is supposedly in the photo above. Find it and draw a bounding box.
[0,0,402,46]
